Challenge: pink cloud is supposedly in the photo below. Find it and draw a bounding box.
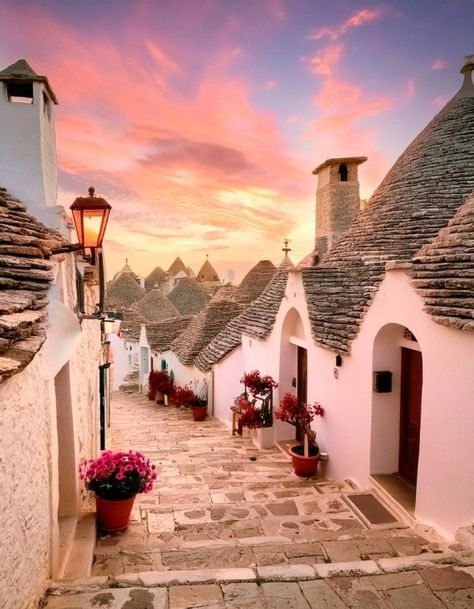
[406,79,416,99]
[308,7,384,40]
[307,45,343,75]
[146,40,181,75]
[431,95,449,108]
[264,80,279,90]
[431,58,446,71]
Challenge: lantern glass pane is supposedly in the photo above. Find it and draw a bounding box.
[82,211,104,248]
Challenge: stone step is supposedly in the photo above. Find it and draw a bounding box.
[41,552,474,609]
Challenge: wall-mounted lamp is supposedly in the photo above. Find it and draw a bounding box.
[51,187,112,321]
[335,354,343,367]
[70,187,111,254]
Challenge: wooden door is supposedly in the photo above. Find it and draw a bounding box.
[296,347,308,441]
[399,348,423,487]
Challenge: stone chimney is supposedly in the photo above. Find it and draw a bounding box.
[312,156,367,256]
[0,59,60,228]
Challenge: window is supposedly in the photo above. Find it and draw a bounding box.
[43,92,51,119]
[338,163,348,182]
[6,81,33,104]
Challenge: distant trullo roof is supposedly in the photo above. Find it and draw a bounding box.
[235,260,277,304]
[167,277,211,315]
[196,258,220,282]
[167,256,188,276]
[105,273,145,310]
[195,270,290,372]
[302,56,474,353]
[146,316,194,353]
[145,266,166,291]
[133,287,180,322]
[411,192,474,330]
[171,298,243,366]
[0,188,64,382]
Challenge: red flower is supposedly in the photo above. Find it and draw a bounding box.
[275,392,324,440]
[239,405,264,429]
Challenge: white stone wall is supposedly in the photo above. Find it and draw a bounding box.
[0,351,54,609]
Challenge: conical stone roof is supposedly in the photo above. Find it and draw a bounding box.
[133,288,180,322]
[167,277,210,315]
[171,299,243,366]
[235,260,277,305]
[196,258,220,282]
[167,256,188,276]
[146,316,194,353]
[196,270,289,372]
[145,266,166,291]
[302,59,474,353]
[411,192,474,330]
[105,273,145,311]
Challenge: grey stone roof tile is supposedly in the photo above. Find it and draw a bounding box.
[171,299,243,366]
[0,187,64,382]
[411,193,474,329]
[146,316,194,352]
[195,270,289,371]
[167,277,210,315]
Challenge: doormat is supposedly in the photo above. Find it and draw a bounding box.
[344,492,401,528]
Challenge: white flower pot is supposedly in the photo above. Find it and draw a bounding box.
[251,426,275,450]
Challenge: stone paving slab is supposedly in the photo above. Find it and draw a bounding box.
[51,391,474,607]
[44,562,474,608]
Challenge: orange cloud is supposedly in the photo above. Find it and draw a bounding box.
[307,45,343,75]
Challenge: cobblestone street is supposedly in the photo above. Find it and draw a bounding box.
[43,391,474,608]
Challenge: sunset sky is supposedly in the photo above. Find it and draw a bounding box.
[0,1,473,282]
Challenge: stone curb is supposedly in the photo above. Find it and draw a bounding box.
[48,551,474,594]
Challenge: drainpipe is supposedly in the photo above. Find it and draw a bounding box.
[99,362,111,450]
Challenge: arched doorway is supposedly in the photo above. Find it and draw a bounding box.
[371,324,423,505]
[278,308,307,442]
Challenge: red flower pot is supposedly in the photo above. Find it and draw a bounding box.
[95,495,135,532]
[192,406,207,421]
[290,444,319,477]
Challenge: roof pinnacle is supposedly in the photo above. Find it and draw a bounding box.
[458,54,474,98]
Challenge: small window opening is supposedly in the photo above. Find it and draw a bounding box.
[7,81,33,104]
[338,163,348,182]
[43,92,51,119]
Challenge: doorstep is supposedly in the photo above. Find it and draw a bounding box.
[370,474,416,526]
[61,512,97,580]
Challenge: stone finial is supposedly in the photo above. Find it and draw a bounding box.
[458,54,474,98]
[282,238,291,254]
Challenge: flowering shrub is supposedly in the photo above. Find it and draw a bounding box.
[148,370,173,400]
[171,386,198,407]
[275,392,324,446]
[240,371,278,397]
[239,370,277,428]
[79,450,157,500]
[239,404,264,429]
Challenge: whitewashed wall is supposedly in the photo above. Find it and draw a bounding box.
[0,352,54,609]
[257,268,474,539]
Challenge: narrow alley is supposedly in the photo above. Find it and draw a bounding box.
[42,391,474,608]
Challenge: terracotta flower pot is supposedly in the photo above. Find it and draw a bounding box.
[290,444,319,477]
[192,406,207,421]
[95,495,135,532]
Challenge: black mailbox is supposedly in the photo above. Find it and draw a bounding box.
[373,371,392,393]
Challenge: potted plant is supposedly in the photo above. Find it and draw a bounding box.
[79,450,157,531]
[190,395,208,421]
[148,370,173,404]
[275,392,325,477]
[239,370,278,449]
